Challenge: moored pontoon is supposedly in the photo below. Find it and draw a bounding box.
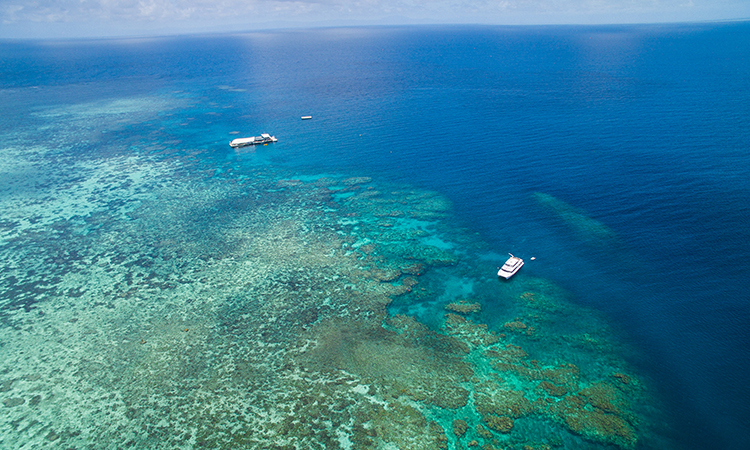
[229,133,277,148]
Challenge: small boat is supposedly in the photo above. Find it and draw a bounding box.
[301,116,312,120]
[229,133,277,148]
[498,253,524,279]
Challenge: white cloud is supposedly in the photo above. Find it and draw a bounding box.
[0,0,748,37]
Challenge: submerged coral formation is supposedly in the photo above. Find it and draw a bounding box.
[445,300,482,314]
[532,192,618,244]
[0,94,675,450]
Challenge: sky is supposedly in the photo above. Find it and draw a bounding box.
[0,0,749,39]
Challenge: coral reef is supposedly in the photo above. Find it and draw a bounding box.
[549,392,638,449]
[445,299,482,314]
[474,381,535,420]
[453,419,469,437]
[368,401,449,449]
[303,316,472,410]
[532,192,618,244]
[502,319,536,336]
[443,313,501,348]
[483,414,515,433]
[0,95,670,450]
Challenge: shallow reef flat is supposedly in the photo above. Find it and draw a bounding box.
[0,95,676,450]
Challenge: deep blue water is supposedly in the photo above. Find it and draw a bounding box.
[2,23,749,449]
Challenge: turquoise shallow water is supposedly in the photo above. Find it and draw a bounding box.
[1,23,749,449]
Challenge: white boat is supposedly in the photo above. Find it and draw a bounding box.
[498,253,524,279]
[229,133,277,148]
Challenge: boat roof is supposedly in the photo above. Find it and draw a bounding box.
[231,137,256,143]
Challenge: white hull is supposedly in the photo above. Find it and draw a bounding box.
[498,254,523,279]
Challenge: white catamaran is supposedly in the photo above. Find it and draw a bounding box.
[498,254,524,279]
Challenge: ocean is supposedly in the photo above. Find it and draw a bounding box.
[1,22,748,449]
